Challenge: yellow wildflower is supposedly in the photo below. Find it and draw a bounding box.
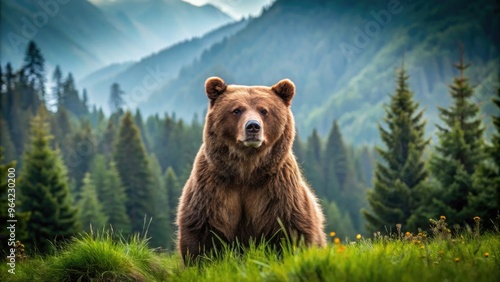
[330,231,336,237]
[356,234,362,240]
[485,252,489,258]
[454,257,460,263]
[473,216,481,222]
[440,215,446,220]
[334,238,341,245]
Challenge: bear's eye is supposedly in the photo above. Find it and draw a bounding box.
[233,109,242,115]
[260,109,268,115]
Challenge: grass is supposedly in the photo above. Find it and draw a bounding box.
[1,220,499,281]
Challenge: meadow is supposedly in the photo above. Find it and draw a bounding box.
[1,217,499,282]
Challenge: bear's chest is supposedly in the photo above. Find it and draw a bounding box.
[209,185,284,241]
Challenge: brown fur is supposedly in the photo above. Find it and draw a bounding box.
[176,77,326,263]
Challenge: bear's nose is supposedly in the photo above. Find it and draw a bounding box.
[245,120,261,133]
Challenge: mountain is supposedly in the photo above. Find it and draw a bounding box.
[80,19,248,110]
[1,0,233,78]
[1,0,142,78]
[137,0,499,144]
[95,0,234,58]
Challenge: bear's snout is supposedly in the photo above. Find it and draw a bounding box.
[245,120,261,134]
[243,119,263,148]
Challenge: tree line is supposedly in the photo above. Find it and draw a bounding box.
[1,41,498,256]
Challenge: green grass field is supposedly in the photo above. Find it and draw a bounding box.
[1,219,499,282]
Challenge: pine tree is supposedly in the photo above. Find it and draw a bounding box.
[465,79,500,223]
[82,88,89,111]
[114,112,154,234]
[102,161,131,236]
[292,130,305,163]
[52,65,63,107]
[429,49,485,225]
[78,173,108,232]
[323,121,347,200]
[62,73,85,117]
[109,83,125,113]
[54,106,72,150]
[493,84,500,209]
[2,63,15,122]
[99,119,116,162]
[68,120,95,191]
[22,41,45,99]
[324,200,355,240]
[164,166,181,236]
[362,61,428,232]
[148,154,171,248]
[0,118,17,163]
[359,147,375,186]
[303,129,324,197]
[0,148,29,253]
[156,115,175,170]
[0,64,3,93]
[19,107,80,253]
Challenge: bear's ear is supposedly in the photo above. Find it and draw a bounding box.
[271,79,295,107]
[205,77,227,101]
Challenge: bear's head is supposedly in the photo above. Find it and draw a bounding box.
[203,77,296,176]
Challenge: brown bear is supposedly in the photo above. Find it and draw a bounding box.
[176,77,326,263]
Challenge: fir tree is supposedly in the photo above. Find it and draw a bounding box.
[22,41,45,99]
[114,112,154,234]
[90,154,108,202]
[82,88,89,110]
[164,166,181,232]
[0,65,3,93]
[54,106,72,150]
[19,107,80,253]
[0,118,17,163]
[359,147,375,186]
[362,61,428,232]
[304,129,324,197]
[99,119,116,162]
[68,120,95,191]
[148,154,171,248]
[292,130,305,163]
[102,161,131,236]
[62,73,85,116]
[52,65,63,107]
[493,84,500,209]
[78,173,108,232]
[324,200,355,239]
[2,63,15,122]
[0,148,29,253]
[429,49,485,225]
[323,121,347,200]
[109,83,125,113]
[134,109,150,152]
[466,79,500,222]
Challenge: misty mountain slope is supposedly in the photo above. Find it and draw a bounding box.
[79,61,134,89]
[1,0,234,78]
[1,0,142,78]
[97,0,234,55]
[138,0,499,144]
[80,19,249,109]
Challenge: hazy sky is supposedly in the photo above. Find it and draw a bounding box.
[184,0,275,19]
[89,0,276,19]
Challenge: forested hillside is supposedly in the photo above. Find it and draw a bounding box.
[138,0,499,144]
[0,0,499,258]
[80,19,249,108]
[0,0,233,78]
